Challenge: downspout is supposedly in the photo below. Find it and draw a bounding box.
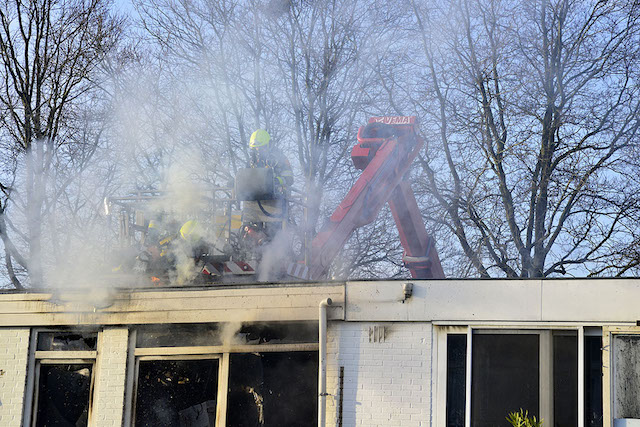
[318,297,333,427]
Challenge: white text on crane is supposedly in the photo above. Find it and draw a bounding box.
[371,116,414,125]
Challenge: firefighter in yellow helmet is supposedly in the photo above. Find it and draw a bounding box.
[243,129,294,251]
[249,129,294,191]
[138,218,208,280]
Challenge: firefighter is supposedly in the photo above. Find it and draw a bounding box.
[249,129,294,192]
[136,218,178,279]
[179,219,209,261]
[137,219,209,281]
[242,129,293,252]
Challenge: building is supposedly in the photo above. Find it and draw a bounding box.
[0,278,639,426]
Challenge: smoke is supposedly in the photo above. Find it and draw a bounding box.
[0,0,418,292]
[257,228,293,282]
[219,321,247,350]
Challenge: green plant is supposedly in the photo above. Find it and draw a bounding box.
[506,409,543,427]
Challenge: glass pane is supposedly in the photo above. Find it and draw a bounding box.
[585,335,603,427]
[136,324,222,347]
[613,335,640,419]
[135,359,219,427]
[553,333,577,427]
[227,352,318,426]
[472,334,539,427]
[447,334,467,427]
[37,332,97,351]
[35,364,93,427]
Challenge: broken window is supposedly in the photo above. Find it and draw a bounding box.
[134,358,219,427]
[227,351,318,427]
[236,322,317,345]
[34,363,93,426]
[31,330,97,426]
[136,324,222,347]
[132,322,318,426]
[135,322,317,348]
[37,332,98,351]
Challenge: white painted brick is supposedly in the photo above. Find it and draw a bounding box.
[0,328,30,427]
[92,327,129,426]
[326,322,431,427]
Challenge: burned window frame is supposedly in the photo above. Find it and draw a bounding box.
[434,325,602,427]
[126,322,319,427]
[24,328,100,427]
[131,354,224,427]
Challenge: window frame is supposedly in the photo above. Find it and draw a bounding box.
[435,323,592,427]
[131,353,225,427]
[24,328,100,427]
[125,324,320,427]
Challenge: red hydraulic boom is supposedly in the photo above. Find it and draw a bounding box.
[289,116,445,281]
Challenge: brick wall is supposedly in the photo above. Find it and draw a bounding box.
[0,328,30,427]
[325,322,432,427]
[92,327,129,427]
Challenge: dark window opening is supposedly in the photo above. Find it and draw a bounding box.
[134,359,219,427]
[553,333,578,427]
[227,351,318,427]
[135,322,318,348]
[136,324,222,347]
[472,334,539,427]
[447,334,467,427]
[35,364,93,427]
[585,335,603,427]
[37,332,98,351]
[237,322,318,345]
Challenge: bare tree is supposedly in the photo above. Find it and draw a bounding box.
[0,0,122,288]
[136,0,284,187]
[409,0,640,277]
[136,0,401,275]
[266,0,381,263]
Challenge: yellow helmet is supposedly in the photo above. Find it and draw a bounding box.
[249,129,270,149]
[180,220,203,242]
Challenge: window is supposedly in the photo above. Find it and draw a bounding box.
[129,321,319,426]
[440,327,599,427]
[612,335,640,420]
[554,333,578,427]
[584,335,602,427]
[226,351,318,426]
[447,334,467,427]
[135,321,317,348]
[602,326,640,426]
[29,330,98,427]
[35,364,93,426]
[471,333,539,427]
[36,332,98,351]
[134,357,220,426]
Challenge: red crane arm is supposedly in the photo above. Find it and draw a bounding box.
[291,116,444,280]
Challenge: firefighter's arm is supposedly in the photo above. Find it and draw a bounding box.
[275,174,293,188]
[278,158,294,187]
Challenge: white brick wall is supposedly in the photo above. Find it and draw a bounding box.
[0,328,30,427]
[92,327,129,427]
[325,322,432,427]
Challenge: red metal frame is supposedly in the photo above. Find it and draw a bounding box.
[303,116,445,280]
